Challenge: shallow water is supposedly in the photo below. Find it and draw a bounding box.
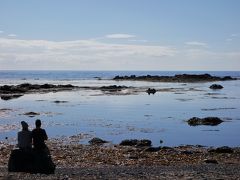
[0,71,240,147]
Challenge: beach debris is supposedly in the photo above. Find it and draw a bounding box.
[89,137,108,145]
[208,146,234,153]
[187,117,223,126]
[209,84,224,89]
[119,139,152,147]
[146,88,156,95]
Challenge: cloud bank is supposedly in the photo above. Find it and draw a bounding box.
[0,38,176,70]
[0,37,239,70]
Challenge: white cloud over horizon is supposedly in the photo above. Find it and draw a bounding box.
[185,41,208,48]
[7,34,17,37]
[0,37,239,70]
[105,34,136,39]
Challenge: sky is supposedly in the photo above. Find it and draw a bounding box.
[0,0,240,71]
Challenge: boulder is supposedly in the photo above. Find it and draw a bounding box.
[208,146,234,153]
[187,117,223,126]
[89,137,108,145]
[209,84,223,89]
[119,139,152,147]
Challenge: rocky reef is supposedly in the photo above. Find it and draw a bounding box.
[113,74,236,82]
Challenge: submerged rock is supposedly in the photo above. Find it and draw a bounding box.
[209,84,224,89]
[89,138,108,145]
[100,85,128,92]
[119,139,152,147]
[187,117,223,126]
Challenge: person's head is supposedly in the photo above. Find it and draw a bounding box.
[21,121,29,131]
[35,119,41,128]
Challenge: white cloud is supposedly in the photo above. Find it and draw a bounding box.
[8,34,17,37]
[185,41,208,48]
[0,38,176,70]
[105,34,136,39]
[0,37,239,70]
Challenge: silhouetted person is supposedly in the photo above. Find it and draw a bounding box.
[17,121,32,150]
[32,119,48,151]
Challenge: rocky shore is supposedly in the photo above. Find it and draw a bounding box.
[113,74,237,82]
[0,138,240,179]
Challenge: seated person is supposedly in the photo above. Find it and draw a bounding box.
[32,119,48,150]
[17,121,32,150]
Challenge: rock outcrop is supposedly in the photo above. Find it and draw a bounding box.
[187,117,223,126]
[113,74,236,82]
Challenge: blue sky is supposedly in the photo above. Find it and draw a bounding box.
[0,0,239,70]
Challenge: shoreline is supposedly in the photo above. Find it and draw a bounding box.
[0,139,240,179]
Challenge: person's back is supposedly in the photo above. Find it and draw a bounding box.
[32,119,48,150]
[17,121,32,150]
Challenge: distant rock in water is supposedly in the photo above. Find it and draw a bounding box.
[89,137,108,145]
[100,85,128,91]
[187,117,223,126]
[146,88,156,95]
[0,83,76,94]
[209,84,224,89]
[113,74,236,82]
[1,94,23,101]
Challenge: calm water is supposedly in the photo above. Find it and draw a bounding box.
[0,71,240,147]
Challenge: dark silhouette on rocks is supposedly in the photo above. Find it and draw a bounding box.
[17,121,32,150]
[8,119,55,174]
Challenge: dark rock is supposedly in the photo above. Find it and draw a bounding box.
[120,139,139,146]
[144,147,161,152]
[113,74,236,82]
[100,85,128,92]
[204,159,218,164]
[8,149,55,174]
[1,94,23,100]
[0,83,75,94]
[53,100,68,103]
[137,139,152,147]
[23,112,40,117]
[209,84,224,89]
[187,117,223,126]
[119,139,152,147]
[89,138,108,145]
[181,150,194,155]
[208,146,234,153]
[146,88,156,95]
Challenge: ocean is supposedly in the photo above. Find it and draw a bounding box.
[0,71,240,147]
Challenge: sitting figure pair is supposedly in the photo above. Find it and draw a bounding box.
[9,119,55,174]
[18,119,48,151]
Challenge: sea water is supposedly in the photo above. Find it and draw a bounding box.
[0,71,240,147]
